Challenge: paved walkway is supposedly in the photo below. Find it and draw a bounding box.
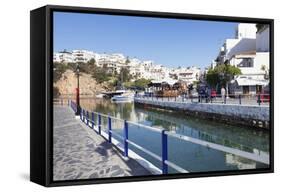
[53,106,150,181]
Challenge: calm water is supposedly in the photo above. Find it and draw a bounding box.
[80,98,269,173]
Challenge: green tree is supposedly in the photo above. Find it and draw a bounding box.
[66,62,78,72]
[119,67,132,83]
[123,78,151,90]
[123,81,133,89]
[53,86,60,98]
[206,69,219,88]
[206,64,241,88]
[261,64,269,79]
[53,62,68,82]
[256,24,268,32]
[125,56,130,65]
[133,78,151,89]
[92,67,110,83]
[88,58,96,65]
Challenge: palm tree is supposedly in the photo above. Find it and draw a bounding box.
[261,64,269,79]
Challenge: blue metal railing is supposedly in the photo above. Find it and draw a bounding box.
[70,100,77,112]
[69,100,269,174]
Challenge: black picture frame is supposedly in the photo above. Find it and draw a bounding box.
[30,4,274,187]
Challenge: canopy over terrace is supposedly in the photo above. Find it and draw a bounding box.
[146,78,188,97]
[229,76,269,95]
[234,76,269,86]
[148,78,179,90]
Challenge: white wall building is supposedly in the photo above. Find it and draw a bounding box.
[53,50,74,63]
[235,23,257,39]
[169,67,200,85]
[214,23,257,65]
[227,25,270,95]
[255,24,270,79]
[72,50,96,63]
[211,23,270,95]
[53,52,62,63]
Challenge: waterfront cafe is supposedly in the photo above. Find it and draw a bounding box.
[229,75,269,96]
[145,78,188,97]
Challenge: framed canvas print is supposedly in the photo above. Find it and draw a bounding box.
[30,5,274,187]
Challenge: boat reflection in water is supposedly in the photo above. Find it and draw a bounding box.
[80,98,269,173]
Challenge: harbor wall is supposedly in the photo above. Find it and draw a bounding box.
[134,98,270,129]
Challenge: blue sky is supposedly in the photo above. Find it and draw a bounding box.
[54,12,238,68]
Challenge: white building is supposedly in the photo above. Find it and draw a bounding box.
[215,23,257,65]
[255,24,270,79]
[128,59,169,81]
[225,24,270,95]
[210,23,270,95]
[169,66,200,85]
[72,50,96,63]
[235,23,257,39]
[53,52,62,63]
[53,50,74,63]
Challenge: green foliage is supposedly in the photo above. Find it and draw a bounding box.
[53,58,151,90]
[53,62,68,82]
[133,78,151,89]
[192,80,200,87]
[206,64,241,87]
[53,86,60,97]
[125,56,130,65]
[118,67,132,83]
[88,58,96,65]
[108,78,118,89]
[206,69,219,88]
[92,67,110,83]
[256,24,268,32]
[123,81,133,88]
[261,64,268,71]
[123,78,151,90]
[66,62,78,71]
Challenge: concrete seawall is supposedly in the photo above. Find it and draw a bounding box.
[134,97,270,129]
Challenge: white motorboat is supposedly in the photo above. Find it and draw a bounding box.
[111,91,134,103]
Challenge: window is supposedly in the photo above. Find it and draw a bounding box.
[238,58,253,67]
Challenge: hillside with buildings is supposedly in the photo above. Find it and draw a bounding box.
[53,50,201,97]
[54,50,201,82]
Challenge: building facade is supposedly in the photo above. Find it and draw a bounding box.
[211,23,270,95]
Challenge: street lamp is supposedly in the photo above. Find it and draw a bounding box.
[75,63,80,116]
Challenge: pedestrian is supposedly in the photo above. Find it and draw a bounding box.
[205,86,209,103]
[221,86,226,101]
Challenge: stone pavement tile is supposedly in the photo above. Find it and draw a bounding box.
[53,106,151,181]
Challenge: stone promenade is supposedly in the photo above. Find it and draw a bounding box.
[53,105,150,181]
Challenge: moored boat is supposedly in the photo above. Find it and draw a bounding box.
[111,91,134,103]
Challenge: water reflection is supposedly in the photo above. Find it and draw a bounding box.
[80,98,269,172]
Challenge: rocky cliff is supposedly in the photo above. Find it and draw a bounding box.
[54,70,109,96]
